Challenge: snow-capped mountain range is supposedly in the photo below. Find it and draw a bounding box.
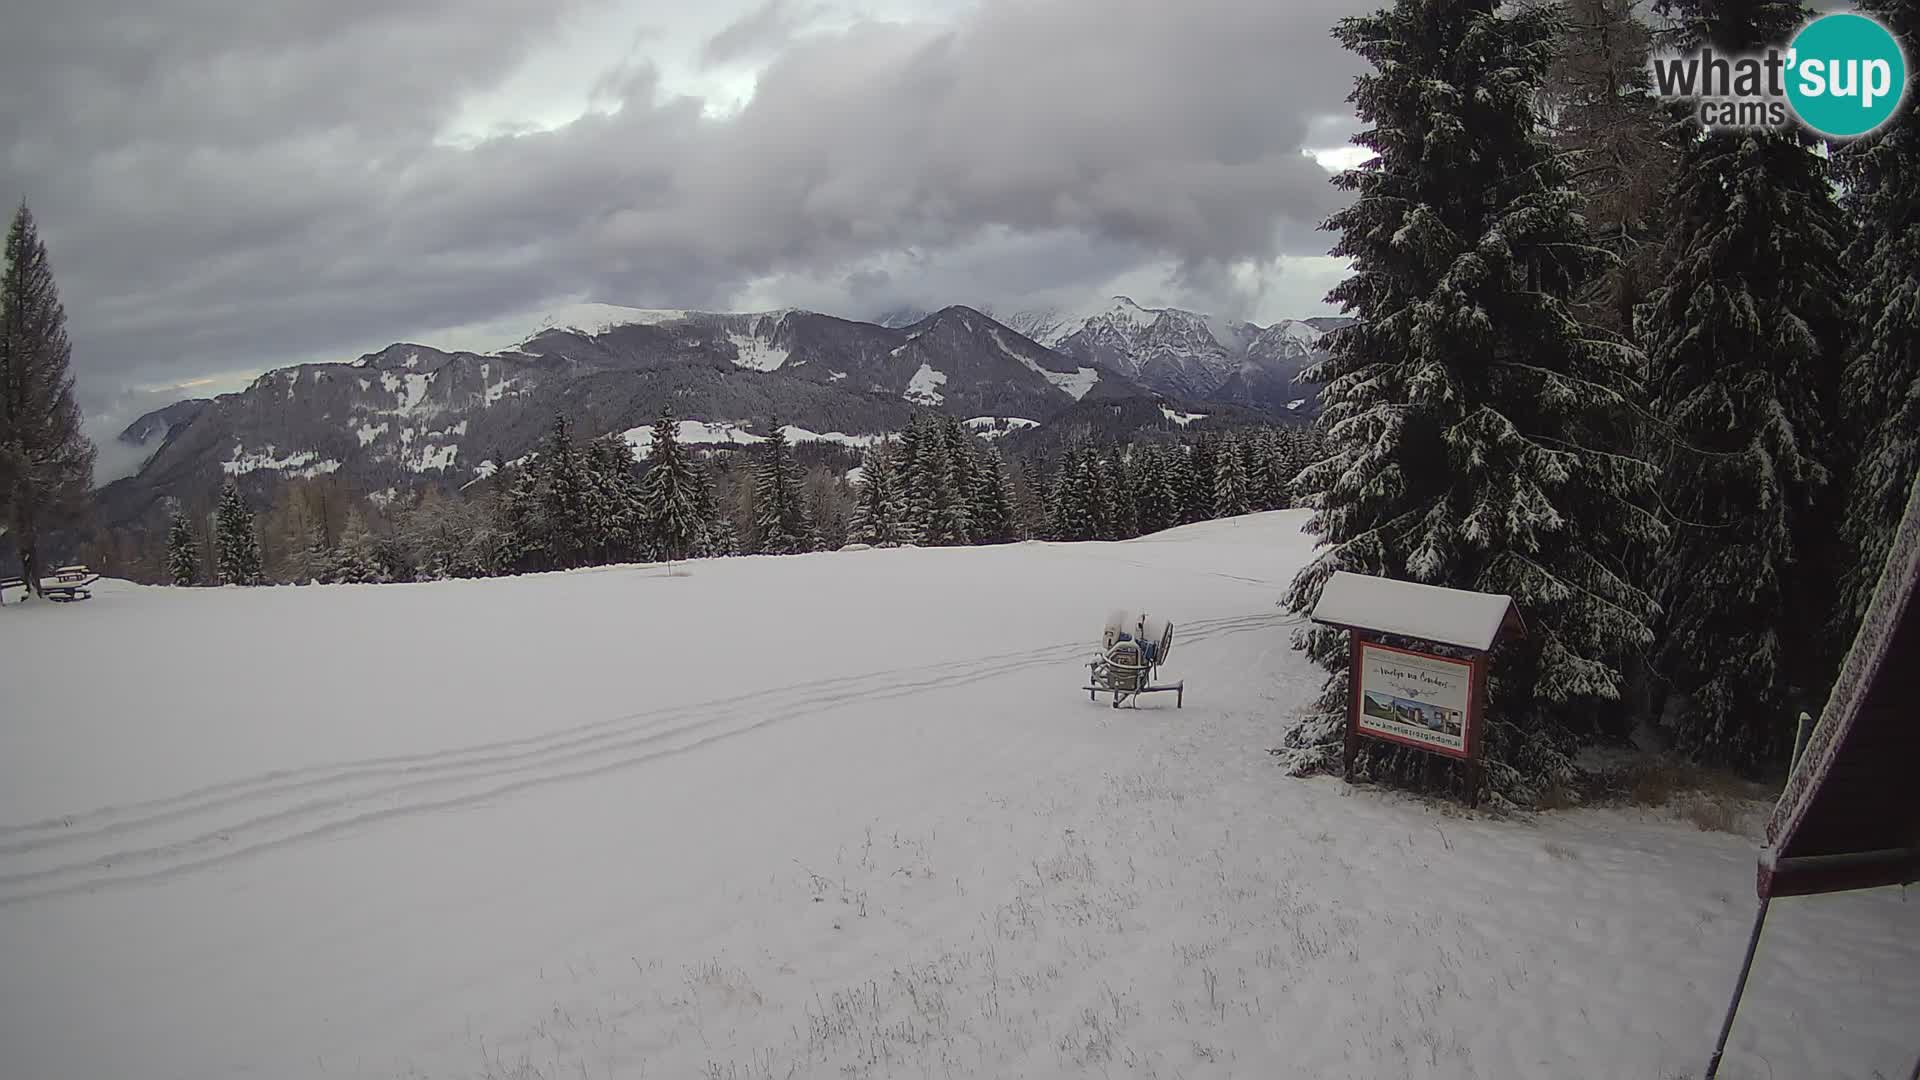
[1019,297,1338,413]
[98,298,1344,539]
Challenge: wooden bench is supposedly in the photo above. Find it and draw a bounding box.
[0,565,100,603]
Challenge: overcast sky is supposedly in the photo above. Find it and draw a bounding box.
[2,0,1370,461]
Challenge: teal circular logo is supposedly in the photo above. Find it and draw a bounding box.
[1786,13,1908,138]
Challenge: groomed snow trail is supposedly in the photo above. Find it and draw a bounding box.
[2,512,1915,1080]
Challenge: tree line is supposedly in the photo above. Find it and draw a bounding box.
[161,410,1326,586]
[1273,0,1919,804]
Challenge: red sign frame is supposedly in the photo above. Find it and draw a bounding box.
[1344,633,1490,805]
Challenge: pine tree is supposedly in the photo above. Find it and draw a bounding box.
[1163,441,1198,524]
[931,420,975,544]
[587,433,645,564]
[1134,443,1181,535]
[895,417,928,541]
[0,203,95,593]
[1047,446,1104,541]
[850,440,913,546]
[1282,0,1665,802]
[970,445,1017,544]
[496,465,546,573]
[640,407,703,565]
[1104,448,1137,539]
[688,457,734,556]
[1214,432,1252,517]
[166,509,199,586]
[1184,438,1217,522]
[329,508,387,583]
[1831,0,1920,635]
[1641,0,1855,767]
[214,482,263,585]
[751,421,814,554]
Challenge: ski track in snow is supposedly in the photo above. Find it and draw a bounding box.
[0,613,1297,907]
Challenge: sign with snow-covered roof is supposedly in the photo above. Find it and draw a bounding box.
[1309,571,1524,804]
[1309,571,1524,652]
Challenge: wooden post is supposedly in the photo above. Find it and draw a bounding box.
[1343,630,1363,781]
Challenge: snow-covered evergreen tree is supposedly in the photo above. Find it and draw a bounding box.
[329,508,387,583]
[1214,432,1251,517]
[1641,0,1855,766]
[850,440,911,546]
[639,407,703,565]
[1163,442,1198,524]
[970,445,1017,544]
[213,482,263,585]
[1047,446,1102,541]
[1183,438,1216,522]
[536,415,594,569]
[165,508,198,586]
[587,433,645,564]
[1104,448,1137,539]
[688,456,735,557]
[1282,0,1665,802]
[750,420,814,554]
[1134,443,1181,535]
[1831,0,1920,636]
[495,466,545,573]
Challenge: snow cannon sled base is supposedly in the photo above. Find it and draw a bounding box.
[1085,610,1184,709]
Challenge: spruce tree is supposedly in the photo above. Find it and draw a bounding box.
[587,433,645,564]
[214,482,263,585]
[850,440,913,546]
[1184,438,1217,522]
[1641,0,1855,766]
[0,203,95,593]
[1105,449,1137,539]
[750,421,814,554]
[1214,432,1252,517]
[970,445,1017,544]
[1831,0,1920,636]
[639,407,703,565]
[1163,441,1198,524]
[1134,443,1181,535]
[537,415,593,568]
[166,509,199,586]
[495,466,546,573]
[688,456,735,556]
[932,420,976,545]
[1282,0,1665,802]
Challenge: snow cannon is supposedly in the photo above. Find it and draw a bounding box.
[1087,610,1183,709]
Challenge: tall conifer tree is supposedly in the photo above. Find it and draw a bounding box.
[0,203,95,592]
[1642,0,1855,765]
[1282,0,1665,801]
[1831,0,1920,635]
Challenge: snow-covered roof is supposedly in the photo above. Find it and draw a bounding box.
[1761,471,1920,899]
[1309,571,1522,652]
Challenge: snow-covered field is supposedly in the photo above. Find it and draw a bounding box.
[2,512,1915,1080]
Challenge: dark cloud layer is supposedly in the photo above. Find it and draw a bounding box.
[2,0,1368,424]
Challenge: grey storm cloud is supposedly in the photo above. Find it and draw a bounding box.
[2,0,1371,425]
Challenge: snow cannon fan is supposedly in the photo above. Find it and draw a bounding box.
[1086,610,1183,709]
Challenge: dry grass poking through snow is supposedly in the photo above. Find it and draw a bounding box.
[1579,755,1780,838]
